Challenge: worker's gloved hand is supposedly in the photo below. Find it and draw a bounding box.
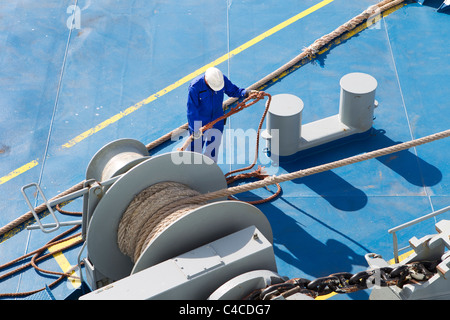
[192,130,202,140]
[245,89,259,97]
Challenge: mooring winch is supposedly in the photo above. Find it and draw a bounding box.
[20,137,287,299]
[36,138,282,299]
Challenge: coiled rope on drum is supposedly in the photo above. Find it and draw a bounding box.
[117,181,204,263]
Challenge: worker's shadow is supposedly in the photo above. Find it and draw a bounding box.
[275,128,442,212]
[257,200,370,300]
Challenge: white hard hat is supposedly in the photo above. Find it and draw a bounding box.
[205,67,224,91]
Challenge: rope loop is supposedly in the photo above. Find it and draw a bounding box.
[226,166,282,205]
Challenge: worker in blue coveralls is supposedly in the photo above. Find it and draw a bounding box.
[186,67,256,162]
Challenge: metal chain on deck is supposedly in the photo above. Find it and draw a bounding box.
[245,258,441,300]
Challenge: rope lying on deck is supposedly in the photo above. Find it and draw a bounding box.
[0,226,83,298]
[0,181,85,237]
[0,0,448,298]
[112,127,450,267]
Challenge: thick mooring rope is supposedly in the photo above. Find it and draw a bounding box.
[157,129,450,212]
[0,226,83,298]
[0,181,85,237]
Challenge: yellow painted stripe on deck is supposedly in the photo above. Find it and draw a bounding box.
[47,235,83,288]
[61,0,334,149]
[0,160,39,185]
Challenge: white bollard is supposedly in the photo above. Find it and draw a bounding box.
[262,73,378,160]
[262,94,304,157]
[339,72,378,132]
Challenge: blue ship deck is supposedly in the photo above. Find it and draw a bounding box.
[0,0,449,300]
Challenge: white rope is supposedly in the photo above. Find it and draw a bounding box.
[162,129,450,210]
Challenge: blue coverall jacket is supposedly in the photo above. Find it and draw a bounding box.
[186,74,247,160]
[186,74,247,134]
